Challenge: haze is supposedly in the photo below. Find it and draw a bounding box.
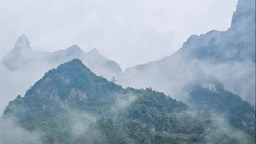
[0,0,237,69]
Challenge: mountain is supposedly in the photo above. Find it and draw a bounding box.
[1,0,254,142]
[178,0,255,62]
[120,0,255,105]
[3,59,254,144]
[2,34,34,70]
[0,37,122,115]
[1,37,122,79]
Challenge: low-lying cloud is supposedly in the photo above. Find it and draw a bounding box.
[0,118,43,144]
[119,56,255,106]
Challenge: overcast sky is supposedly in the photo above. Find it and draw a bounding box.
[0,0,237,69]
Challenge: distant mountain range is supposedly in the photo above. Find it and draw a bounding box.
[2,34,122,79]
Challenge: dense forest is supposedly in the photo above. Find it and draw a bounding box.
[3,59,255,144]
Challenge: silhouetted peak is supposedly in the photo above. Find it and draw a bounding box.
[57,59,88,71]
[52,59,96,79]
[66,45,83,53]
[1,34,33,70]
[14,34,31,50]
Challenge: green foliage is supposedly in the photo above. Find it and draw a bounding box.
[3,60,255,144]
[188,84,255,138]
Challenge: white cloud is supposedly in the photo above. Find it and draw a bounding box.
[0,118,43,144]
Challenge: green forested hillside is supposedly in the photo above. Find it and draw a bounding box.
[3,59,255,144]
[188,84,255,137]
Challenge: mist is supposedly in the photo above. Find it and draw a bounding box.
[0,59,58,116]
[118,52,255,106]
[0,89,138,143]
[0,118,43,144]
[118,0,255,105]
[0,0,237,69]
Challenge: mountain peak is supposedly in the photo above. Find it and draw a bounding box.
[14,34,31,50]
[66,45,83,53]
[53,59,93,78]
[2,58,124,119]
[1,34,33,70]
[57,59,86,70]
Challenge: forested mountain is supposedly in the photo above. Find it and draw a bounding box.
[2,59,255,144]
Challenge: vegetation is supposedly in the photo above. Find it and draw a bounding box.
[188,84,255,137]
[3,59,255,144]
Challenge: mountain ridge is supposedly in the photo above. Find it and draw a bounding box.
[120,0,255,105]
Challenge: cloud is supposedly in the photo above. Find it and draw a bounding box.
[67,110,106,143]
[0,61,56,116]
[203,113,253,143]
[120,55,255,106]
[182,109,254,143]
[0,118,43,144]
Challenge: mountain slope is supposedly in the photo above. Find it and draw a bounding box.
[187,83,255,137]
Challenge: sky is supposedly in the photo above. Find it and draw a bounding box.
[0,0,237,69]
